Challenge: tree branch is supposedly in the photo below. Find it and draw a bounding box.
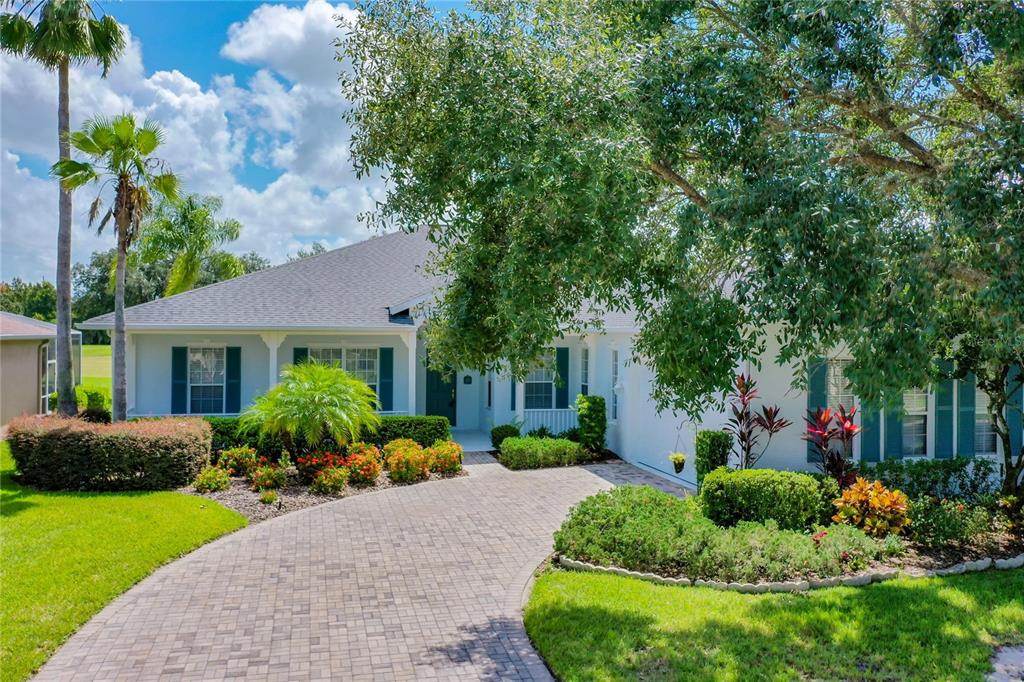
[949,77,1016,123]
[650,161,711,210]
[828,151,935,177]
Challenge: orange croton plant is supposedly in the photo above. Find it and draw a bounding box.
[832,477,912,538]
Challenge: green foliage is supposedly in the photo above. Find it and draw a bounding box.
[576,394,606,452]
[527,425,554,439]
[490,423,520,450]
[259,489,278,505]
[426,440,463,475]
[215,445,258,476]
[863,456,998,503]
[908,498,992,549]
[365,415,450,448]
[310,466,350,495]
[0,278,57,321]
[385,440,430,483]
[78,389,112,423]
[193,465,231,493]
[249,463,286,491]
[8,415,210,491]
[833,478,912,538]
[557,426,580,442]
[499,436,592,470]
[694,431,731,486]
[700,467,825,531]
[811,474,842,526]
[554,486,889,582]
[241,361,381,451]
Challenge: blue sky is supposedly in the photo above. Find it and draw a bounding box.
[0,0,464,282]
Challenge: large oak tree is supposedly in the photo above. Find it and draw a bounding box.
[341,0,1024,492]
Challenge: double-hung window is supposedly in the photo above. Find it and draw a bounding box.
[309,347,344,366]
[524,351,555,409]
[975,387,997,455]
[902,389,928,456]
[580,348,589,395]
[827,359,855,410]
[610,349,619,421]
[188,347,225,414]
[309,347,379,394]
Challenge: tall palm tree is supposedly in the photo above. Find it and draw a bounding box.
[1,0,124,416]
[138,194,245,296]
[53,114,179,421]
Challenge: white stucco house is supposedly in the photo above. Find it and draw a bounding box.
[79,230,1023,487]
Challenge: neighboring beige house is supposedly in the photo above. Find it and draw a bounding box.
[0,312,81,424]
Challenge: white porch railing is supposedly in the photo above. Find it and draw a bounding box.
[523,409,578,434]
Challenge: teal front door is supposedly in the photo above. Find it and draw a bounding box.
[425,366,457,427]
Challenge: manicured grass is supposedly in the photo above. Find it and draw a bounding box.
[525,568,1024,682]
[0,442,246,681]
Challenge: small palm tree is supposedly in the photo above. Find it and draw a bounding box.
[241,361,382,454]
[52,113,179,421]
[1,0,125,416]
[138,194,245,296]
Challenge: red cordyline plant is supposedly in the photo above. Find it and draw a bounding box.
[803,404,860,487]
[724,373,792,469]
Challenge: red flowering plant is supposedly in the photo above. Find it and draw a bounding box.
[346,443,384,486]
[723,373,792,469]
[803,404,860,488]
[295,450,348,484]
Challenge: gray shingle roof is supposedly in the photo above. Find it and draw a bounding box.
[79,230,441,330]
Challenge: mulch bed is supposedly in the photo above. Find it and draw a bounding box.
[182,469,468,523]
[895,529,1024,575]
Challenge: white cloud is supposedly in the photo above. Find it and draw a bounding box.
[0,0,384,284]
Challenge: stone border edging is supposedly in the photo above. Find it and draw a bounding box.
[557,552,1024,593]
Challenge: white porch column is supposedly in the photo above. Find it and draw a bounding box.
[405,331,417,416]
[259,332,287,388]
[515,378,525,424]
[126,333,136,415]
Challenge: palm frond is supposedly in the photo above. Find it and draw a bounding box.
[0,13,33,54]
[87,14,125,76]
[50,158,97,189]
[164,253,201,296]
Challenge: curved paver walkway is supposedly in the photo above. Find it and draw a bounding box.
[37,454,688,681]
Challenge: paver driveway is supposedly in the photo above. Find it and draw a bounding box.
[37,454,688,681]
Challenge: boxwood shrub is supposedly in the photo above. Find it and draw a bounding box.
[490,423,520,450]
[8,415,211,491]
[862,456,997,502]
[700,467,825,530]
[576,394,606,451]
[499,436,591,470]
[695,431,731,486]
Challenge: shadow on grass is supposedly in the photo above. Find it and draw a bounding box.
[526,570,1024,682]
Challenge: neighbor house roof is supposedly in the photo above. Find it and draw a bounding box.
[0,311,81,340]
[79,230,442,331]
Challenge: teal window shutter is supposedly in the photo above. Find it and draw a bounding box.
[225,347,241,414]
[510,381,516,411]
[555,348,569,409]
[806,358,826,462]
[957,374,976,457]
[885,403,904,460]
[378,347,394,412]
[171,346,187,414]
[1009,365,1023,460]
[293,347,308,364]
[860,406,881,463]
[934,364,954,459]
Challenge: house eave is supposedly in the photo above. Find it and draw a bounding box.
[75,321,419,334]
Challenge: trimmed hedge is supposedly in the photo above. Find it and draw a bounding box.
[576,394,607,451]
[862,456,998,502]
[491,423,520,450]
[203,414,450,454]
[695,431,731,487]
[499,436,592,470]
[700,467,825,531]
[8,416,211,491]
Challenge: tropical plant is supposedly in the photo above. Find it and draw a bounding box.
[804,405,861,487]
[137,194,245,296]
[723,373,791,469]
[52,114,179,421]
[240,361,381,455]
[832,478,912,538]
[1,0,125,416]
[310,466,349,495]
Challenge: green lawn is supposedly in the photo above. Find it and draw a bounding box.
[79,344,111,403]
[0,442,246,681]
[525,568,1024,682]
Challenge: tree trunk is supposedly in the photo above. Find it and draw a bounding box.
[55,58,76,417]
[112,213,129,421]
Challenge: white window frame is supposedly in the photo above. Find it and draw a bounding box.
[974,387,998,456]
[187,345,227,415]
[902,388,929,457]
[524,351,556,410]
[610,349,620,422]
[39,341,55,414]
[308,345,380,393]
[827,358,856,410]
[580,347,589,394]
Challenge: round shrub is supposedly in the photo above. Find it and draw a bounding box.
[216,446,258,476]
[259,490,278,505]
[576,394,606,451]
[427,440,463,475]
[908,497,991,548]
[490,424,520,450]
[193,465,231,493]
[295,450,347,484]
[347,441,383,462]
[383,438,421,460]
[499,436,589,470]
[311,466,350,495]
[249,463,287,491]
[347,451,383,486]
[386,443,430,484]
[832,478,911,537]
[695,431,731,487]
[700,467,825,530]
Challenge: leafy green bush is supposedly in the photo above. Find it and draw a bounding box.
[249,463,287,491]
[862,456,997,503]
[366,416,451,448]
[216,446,258,476]
[499,436,592,470]
[576,394,606,451]
[908,497,992,548]
[8,416,211,491]
[204,416,286,456]
[241,361,381,453]
[812,474,842,525]
[490,423,520,450]
[555,486,890,582]
[78,390,111,423]
[527,425,555,439]
[193,465,231,493]
[700,467,824,530]
[206,414,445,453]
[558,427,580,442]
[695,431,731,486]
[311,466,350,495]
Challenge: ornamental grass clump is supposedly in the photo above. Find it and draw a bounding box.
[240,361,380,454]
[832,478,911,538]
